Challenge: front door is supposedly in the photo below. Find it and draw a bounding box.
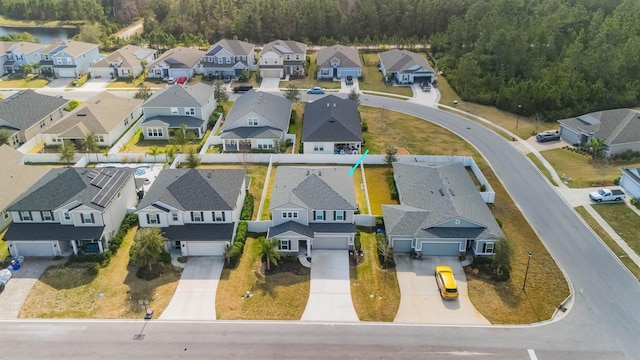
[174,241,181,250]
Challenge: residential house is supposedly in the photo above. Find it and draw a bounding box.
[382,162,503,257]
[38,40,100,78]
[3,167,137,257]
[302,94,362,154]
[316,45,361,80]
[0,145,49,231]
[558,109,640,157]
[147,46,205,80]
[267,166,357,255]
[43,92,143,147]
[620,168,640,200]
[220,90,292,151]
[202,39,256,78]
[0,90,69,148]
[1,41,45,76]
[141,83,215,140]
[259,40,307,78]
[378,49,434,85]
[90,45,157,79]
[136,169,247,256]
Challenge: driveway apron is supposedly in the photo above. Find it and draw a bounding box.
[0,258,55,319]
[394,255,490,325]
[259,78,281,92]
[301,250,358,322]
[159,257,223,320]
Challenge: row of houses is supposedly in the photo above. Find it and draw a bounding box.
[1,39,435,84]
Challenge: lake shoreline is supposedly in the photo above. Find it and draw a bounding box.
[0,16,83,29]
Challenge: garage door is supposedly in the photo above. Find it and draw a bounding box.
[170,69,191,79]
[185,241,225,256]
[420,242,460,256]
[91,69,113,79]
[313,236,348,250]
[338,69,360,78]
[392,239,412,253]
[261,69,281,78]
[12,241,55,257]
[57,68,77,78]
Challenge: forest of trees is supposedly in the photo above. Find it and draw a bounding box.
[1,0,638,118]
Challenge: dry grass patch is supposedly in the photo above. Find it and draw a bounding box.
[19,227,181,319]
[0,76,49,88]
[289,102,305,153]
[540,148,640,188]
[0,227,9,265]
[350,231,400,321]
[592,203,640,255]
[353,167,369,214]
[216,236,310,320]
[575,206,640,281]
[364,166,398,215]
[526,153,559,186]
[359,53,413,97]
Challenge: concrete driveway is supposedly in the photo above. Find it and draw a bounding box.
[409,83,440,107]
[259,77,281,92]
[0,258,56,319]
[44,78,73,89]
[81,78,112,91]
[159,257,223,320]
[394,255,490,325]
[301,250,358,322]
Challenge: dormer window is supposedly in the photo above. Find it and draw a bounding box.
[185,108,195,115]
[20,211,32,221]
[248,118,258,126]
[41,211,53,221]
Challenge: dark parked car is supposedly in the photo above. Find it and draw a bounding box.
[536,131,561,143]
[345,75,353,85]
[233,85,253,93]
[223,76,232,83]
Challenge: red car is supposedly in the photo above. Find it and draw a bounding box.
[177,76,187,85]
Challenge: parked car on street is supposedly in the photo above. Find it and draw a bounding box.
[589,188,626,202]
[536,131,561,143]
[232,85,253,93]
[435,265,458,299]
[307,87,325,94]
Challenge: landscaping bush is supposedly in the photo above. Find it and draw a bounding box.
[361,121,368,132]
[241,193,255,220]
[479,184,487,192]
[376,232,395,267]
[375,216,385,230]
[159,251,172,264]
[85,263,100,276]
[290,110,297,125]
[386,171,399,200]
[495,218,503,228]
[226,221,249,266]
[354,230,362,252]
[614,177,620,185]
[631,198,640,210]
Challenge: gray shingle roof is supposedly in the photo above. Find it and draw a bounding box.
[142,115,205,129]
[206,39,254,56]
[558,109,640,145]
[7,167,134,211]
[0,90,68,130]
[137,169,246,211]
[3,223,104,241]
[382,162,503,240]
[302,95,362,142]
[378,49,434,74]
[219,126,283,139]
[269,167,356,210]
[316,45,361,68]
[150,46,204,69]
[268,221,356,237]
[221,90,291,135]
[0,145,50,211]
[261,40,307,56]
[143,83,213,108]
[159,223,234,241]
[92,45,155,68]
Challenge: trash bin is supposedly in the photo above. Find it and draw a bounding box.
[9,258,21,270]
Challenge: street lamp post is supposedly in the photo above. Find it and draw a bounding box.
[516,104,522,129]
[523,252,533,290]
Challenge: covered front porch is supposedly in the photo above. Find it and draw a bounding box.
[3,223,105,256]
[222,139,252,152]
[334,142,360,155]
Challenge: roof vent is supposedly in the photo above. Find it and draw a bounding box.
[439,188,445,196]
[449,188,455,196]
[306,170,310,176]
[207,172,212,178]
[78,113,87,117]
[95,100,101,104]
[327,103,330,107]
[318,171,322,176]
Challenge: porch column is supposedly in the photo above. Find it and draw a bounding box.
[71,240,78,255]
[306,239,311,257]
[97,241,104,254]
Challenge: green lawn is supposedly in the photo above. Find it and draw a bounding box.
[526,153,559,186]
[289,103,305,153]
[0,15,83,27]
[592,203,640,256]
[0,76,49,88]
[0,227,9,266]
[359,53,413,97]
[540,148,640,188]
[352,167,369,215]
[364,166,398,215]
[260,166,277,220]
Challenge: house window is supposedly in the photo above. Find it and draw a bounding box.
[483,243,495,254]
[248,118,258,126]
[66,58,72,65]
[278,240,291,251]
[52,137,61,143]
[212,211,225,222]
[41,211,53,221]
[185,108,195,115]
[19,211,31,221]
[170,107,179,114]
[56,58,62,64]
[257,139,273,150]
[314,211,325,221]
[64,212,71,221]
[191,211,203,222]
[334,211,345,221]
[147,213,159,225]
[81,213,95,224]
[313,144,324,152]
[226,58,231,64]
[98,135,105,142]
[172,212,178,221]
[296,55,300,60]
[3,211,9,220]
[147,128,164,137]
[282,212,298,219]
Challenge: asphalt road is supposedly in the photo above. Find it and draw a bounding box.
[1,92,638,358]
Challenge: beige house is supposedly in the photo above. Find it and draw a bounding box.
[43,92,143,147]
[259,40,307,78]
[147,46,205,80]
[90,45,157,79]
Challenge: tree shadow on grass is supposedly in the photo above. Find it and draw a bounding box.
[37,264,99,290]
[123,263,182,315]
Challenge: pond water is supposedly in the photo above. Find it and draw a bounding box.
[0,26,78,44]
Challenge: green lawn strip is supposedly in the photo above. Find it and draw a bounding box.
[574,206,640,281]
[0,77,49,88]
[289,103,305,153]
[260,166,276,220]
[216,236,310,320]
[591,203,640,256]
[526,153,559,186]
[350,231,400,321]
[361,91,408,100]
[540,148,639,188]
[364,166,397,215]
[0,227,9,266]
[352,169,369,215]
[19,227,181,318]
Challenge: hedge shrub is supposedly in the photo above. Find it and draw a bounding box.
[241,193,255,220]
[386,171,399,200]
[227,221,249,265]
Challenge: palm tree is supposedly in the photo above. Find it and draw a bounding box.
[131,228,166,272]
[58,140,76,166]
[253,236,281,271]
[101,147,111,163]
[171,124,195,151]
[147,146,163,163]
[165,146,175,165]
[587,137,606,158]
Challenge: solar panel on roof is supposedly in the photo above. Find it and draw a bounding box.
[87,169,101,179]
[91,170,130,208]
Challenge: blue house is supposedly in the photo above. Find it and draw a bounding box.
[38,40,100,78]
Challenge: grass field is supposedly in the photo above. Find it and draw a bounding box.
[540,148,640,188]
[216,236,310,320]
[365,166,398,215]
[289,102,305,153]
[0,76,49,88]
[19,227,182,319]
[526,153,559,186]
[592,203,640,256]
[575,206,640,281]
[350,231,400,321]
[353,166,369,215]
[260,166,277,220]
[0,227,9,266]
[359,53,413,97]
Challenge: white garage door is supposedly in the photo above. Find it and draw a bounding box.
[170,69,191,79]
[57,68,77,78]
[261,69,281,78]
[12,241,55,257]
[185,241,226,256]
[90,68,113,79]
[420,242,460,256]
[338,69,360,78]
[313,236,348,250]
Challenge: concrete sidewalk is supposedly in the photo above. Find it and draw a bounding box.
[159,257,223,320]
